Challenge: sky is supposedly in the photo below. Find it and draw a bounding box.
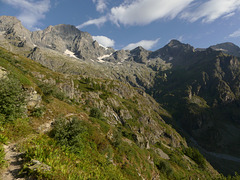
[0,0,240,51]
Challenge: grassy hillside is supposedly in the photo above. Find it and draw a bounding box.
[0,47,237,179]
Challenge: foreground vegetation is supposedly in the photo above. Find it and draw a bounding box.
[0,47,240,179]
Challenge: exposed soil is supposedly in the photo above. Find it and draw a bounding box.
[1,120,55,180]
[1,143,25,180]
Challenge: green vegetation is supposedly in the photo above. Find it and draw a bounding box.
[38,82,67,102]
[0,77,26,122]
[0,144,5,168]
[89,107,102,119]
[155,159,173,177]
[17,116,125,179]
[30,107,45,118]
[0,126,6,168]
[184,147,206,169]
[0,46,238,179]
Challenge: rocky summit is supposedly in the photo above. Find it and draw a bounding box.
[0,15,240,179]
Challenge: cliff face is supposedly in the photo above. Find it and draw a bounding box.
[150,49,240,174]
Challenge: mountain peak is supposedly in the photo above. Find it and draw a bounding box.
[0,15,22,31]
[150,39,194,63]
[167,39,182,47]
[0,15,20,23]
[130,46,149,54]
[210,42,240,57]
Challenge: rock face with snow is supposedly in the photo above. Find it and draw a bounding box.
[0,16,113,61]
[31,24,113,60]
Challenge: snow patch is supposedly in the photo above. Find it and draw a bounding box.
[98,54,111,60]
[97,53,112,63]
[99,43,108,50]
[214,48,227,52]
[98,59,106,63]
[64,49,79,59]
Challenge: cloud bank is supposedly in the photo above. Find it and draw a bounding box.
[81,0,240,28]
[92,35,115,47]
[92,0,107,13]
[124,38,160,50]
[181,0,240,23]
[229,29,240,38]
[77,16,107,29]
[110,0,193,26]
[2,0,50,30]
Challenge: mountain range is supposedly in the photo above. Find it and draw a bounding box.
[0,15,240,178]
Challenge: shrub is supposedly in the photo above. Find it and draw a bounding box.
[50,117,88,153]
[0,77,26,121]
[184,147,206,168]
[38,83,66,102]
[31,107,45,118]
[0,114,5,122]
[0,134,8,144]
[112,130,122,147]
[90,107,102,119]
[3,118,33,141]
[0,144,5,168]
[155,160,173,177]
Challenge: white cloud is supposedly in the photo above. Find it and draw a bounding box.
[177,36,184,42]
[223,12,235,19]
[92,35,115,47]
[181,0,240,23]
[92,0,107,13]
[109,0,193,26]
[2,0,50,30]
[229,29,240,38]
[77,16,107,29]
[123,38,160,50]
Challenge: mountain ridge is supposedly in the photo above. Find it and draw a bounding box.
[1,15,240,176]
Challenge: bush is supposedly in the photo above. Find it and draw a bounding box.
[38,83,66,102]
[0,144,5,168]
[50,117,88,153]
[156,160,173,177]
[0,134,8,144]
[112,130,122,147]
[3,118,33,141]
[31,107,45,118]
[184,147,206,168]
[0,77,26,121]
[90,107,102,119]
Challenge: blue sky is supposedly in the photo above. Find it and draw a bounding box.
[0,0,240,50]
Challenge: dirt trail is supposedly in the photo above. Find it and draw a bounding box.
[1,143,25,180]
[1,119,54,180]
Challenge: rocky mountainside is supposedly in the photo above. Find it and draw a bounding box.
[0,45,221,179]
[1,15,240,176]
[149,47,240,174]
